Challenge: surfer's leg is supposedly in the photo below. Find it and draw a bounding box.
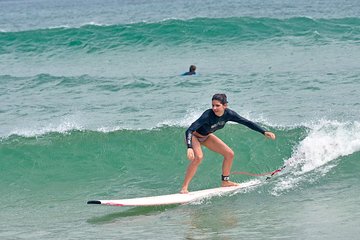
[180,136,203,194]
[203,134,239,187]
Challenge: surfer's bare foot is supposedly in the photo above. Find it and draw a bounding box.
[180,188,189,194]
[221,181,240,187]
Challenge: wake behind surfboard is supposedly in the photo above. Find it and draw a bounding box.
[87,180,260,207]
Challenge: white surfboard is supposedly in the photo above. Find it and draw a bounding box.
[87,180,259,207]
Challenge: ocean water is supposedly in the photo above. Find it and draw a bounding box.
[1,0,360,239]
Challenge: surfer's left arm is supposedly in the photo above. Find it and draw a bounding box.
[229,109,276,140]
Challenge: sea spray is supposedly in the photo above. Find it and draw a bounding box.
[271,120,360,195]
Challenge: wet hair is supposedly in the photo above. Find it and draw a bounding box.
[189,65,196,72]
[212,93,228,104]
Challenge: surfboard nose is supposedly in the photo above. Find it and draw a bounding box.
[87,200,101,204]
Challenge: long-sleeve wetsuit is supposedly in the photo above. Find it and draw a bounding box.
[185,108,266,148]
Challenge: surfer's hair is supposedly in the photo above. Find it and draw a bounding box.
[212,93,228,104]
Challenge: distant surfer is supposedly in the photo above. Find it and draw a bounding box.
[180,93,276,194]
[182,65,196,76]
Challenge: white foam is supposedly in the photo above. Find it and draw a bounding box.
[7,119,84,138]
[294,120,360,173]
[47,25,71,29]
[79,21,107,27]
[156,108,204,128]
[272,120,360,195]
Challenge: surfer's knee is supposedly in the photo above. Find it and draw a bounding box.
[193,154,203,165]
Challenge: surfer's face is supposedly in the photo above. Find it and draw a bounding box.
[212,100,227,117]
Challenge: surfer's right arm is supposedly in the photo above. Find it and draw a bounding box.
[185,111,210,160]
[187,148,195,161]
[185,127,197,161]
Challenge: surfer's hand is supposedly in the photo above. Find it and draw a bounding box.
[264,131,276,140]
[187,148,195,161]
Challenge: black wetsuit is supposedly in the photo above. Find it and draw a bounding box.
[182,71,196,76]
[185,108,266,148]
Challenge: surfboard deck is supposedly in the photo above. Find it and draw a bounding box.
[87,180,259,207]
